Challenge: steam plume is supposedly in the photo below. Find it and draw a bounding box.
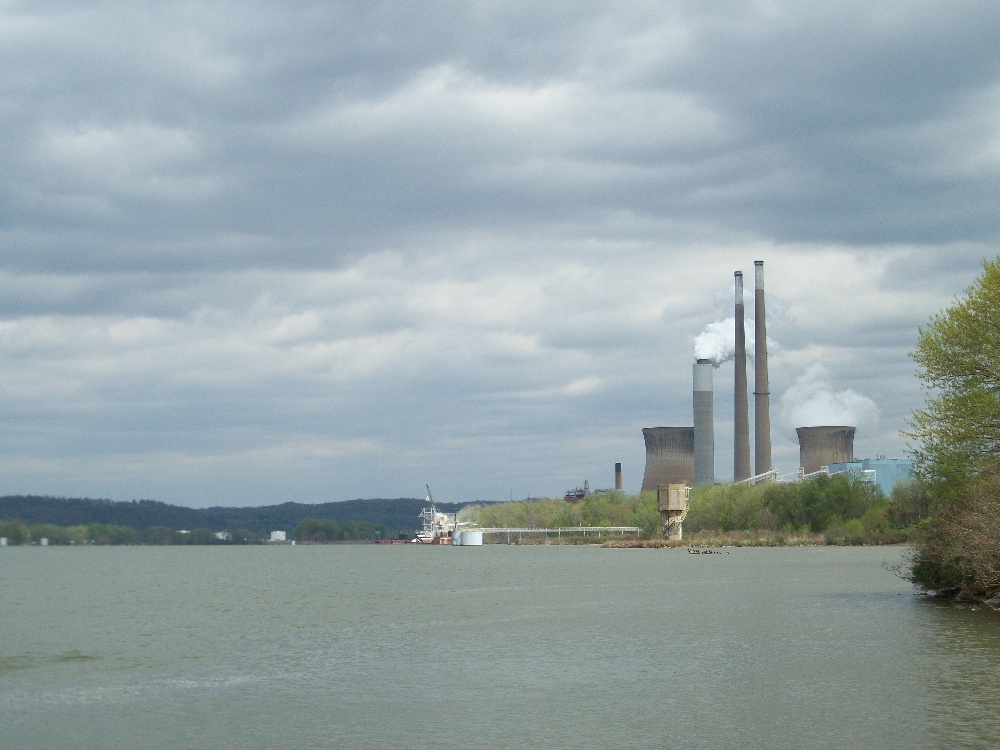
[779,363,878,432]
[693,317,776,366]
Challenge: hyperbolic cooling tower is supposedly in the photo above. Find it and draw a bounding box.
[734,271,751,481]
[693,359,714,485]
[797,426,856,474]
[754,260,772,476]
[641,427,695,493]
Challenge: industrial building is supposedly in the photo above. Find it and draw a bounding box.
[640,260,912,492]
[826,458,915,497]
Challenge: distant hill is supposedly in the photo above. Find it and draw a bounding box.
[0,495,471,536]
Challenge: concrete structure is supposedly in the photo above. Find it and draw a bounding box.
[754,260,772,476]
[269,530,287,543]
[826,458,915,496]
[734,271,751,481]
[614,462,623,491]
[641,427,695,492]
[658,483,691,541]
[797,426,856,474]
[693,358,715,485]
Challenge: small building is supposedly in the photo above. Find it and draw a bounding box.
[269,530,287,543]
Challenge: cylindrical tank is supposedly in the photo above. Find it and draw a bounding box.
[641,427,695,492]
[734,271,751,480]
[797,426,856,474]
[461,530,484,546]
[693,359,715,486]
[754,260,772,476]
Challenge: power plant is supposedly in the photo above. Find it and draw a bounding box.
[693,359,714,485]
[733,271,752,481]
[640,427,694,492]
[639,259,907,494]
[754,260,772,476]
[797,426,856,474]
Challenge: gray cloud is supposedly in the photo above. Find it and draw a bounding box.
[0,1,997,505]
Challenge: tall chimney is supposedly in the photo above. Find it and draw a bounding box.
[693,358,714,485]
[614,462,623,491]
[734,271,751,481]
[641,427,695,492]
[754,260,772,476]
[796,426,856,474]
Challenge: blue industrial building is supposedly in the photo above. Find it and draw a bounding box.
[826,458,915,497]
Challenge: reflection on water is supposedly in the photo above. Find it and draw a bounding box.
[918,601,1000,749]
[1,545,998,749]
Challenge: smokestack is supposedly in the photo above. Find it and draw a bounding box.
[693,359,714,485]
[797,426,856,474]
[734,272,751,480]
[641,427,695,493]
[754,260,772,476]
[615,462,623,491]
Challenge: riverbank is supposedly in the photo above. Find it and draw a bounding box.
[601,529,885,548]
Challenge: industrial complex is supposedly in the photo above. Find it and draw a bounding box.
[639,260,914,514]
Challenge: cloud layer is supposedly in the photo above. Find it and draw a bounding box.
[1,1,998,505]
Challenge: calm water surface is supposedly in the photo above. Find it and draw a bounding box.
[2,545,999,749]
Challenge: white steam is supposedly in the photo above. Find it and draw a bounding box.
[693,317,777,367]
[779,363,879,432]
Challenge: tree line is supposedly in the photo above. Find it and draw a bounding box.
[0,495,462,538]
[903,255,1000,604]
[0,517,387,546]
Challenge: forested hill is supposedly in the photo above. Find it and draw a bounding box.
[0,495,467,535]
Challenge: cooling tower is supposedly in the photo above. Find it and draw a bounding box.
[693,359,715,485]
[797,426,856,474]
[734,272,751,480]
[754,260,772,475]
[615,462,623,491]
[641,427,695,493]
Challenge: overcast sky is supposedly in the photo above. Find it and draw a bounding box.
[2,1,999,507]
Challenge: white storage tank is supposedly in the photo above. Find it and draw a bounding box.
[461,530,484,546]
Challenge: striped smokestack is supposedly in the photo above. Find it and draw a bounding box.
[754,260,772,475]
[734,271,751,480]
[640,427,695,492]
[693,358,714,485]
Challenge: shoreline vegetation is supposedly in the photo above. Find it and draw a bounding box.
[902,256,1000,609]
[2,472,925,549]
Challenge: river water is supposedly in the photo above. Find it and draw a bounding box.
[2,545,999,749]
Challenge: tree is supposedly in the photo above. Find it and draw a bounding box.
[905,256,1000,490]
[904,256,1000,600]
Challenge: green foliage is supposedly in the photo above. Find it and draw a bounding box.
[294,517,385,542]
[686,474,892,540]
[0,519,31,545]
[903,257,1000,598]
[142,526,175,544]
[906,467,1000,598]
[0,495,458,537]
[905,256,1000,488]
[464,491,661,537]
